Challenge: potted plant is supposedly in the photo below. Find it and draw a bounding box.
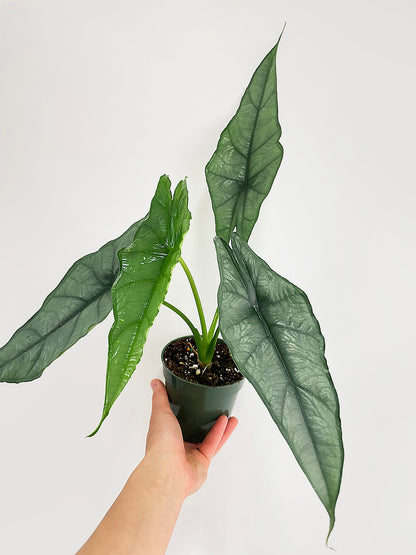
[0,37,343,539]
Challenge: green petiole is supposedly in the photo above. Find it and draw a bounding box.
[163,259,220,366]
[179,257,208,339]
[208,308,219,341]
[161,301,201,343]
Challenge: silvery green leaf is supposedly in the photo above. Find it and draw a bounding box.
[215,233,343,537]
[0,220,142,383]
[206,39,283,243]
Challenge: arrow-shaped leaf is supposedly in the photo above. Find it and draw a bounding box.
[215,233,343,537]
[90,175,191,435]
[206,37,284,243]
[0,220,143,383]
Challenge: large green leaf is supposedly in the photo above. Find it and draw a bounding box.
[215,233,343,537]
[89,175,191,435]
[206,38,283,243]
[0,220,143,383]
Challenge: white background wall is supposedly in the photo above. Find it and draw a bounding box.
[0,1,415,553]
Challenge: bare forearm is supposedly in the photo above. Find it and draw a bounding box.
[77,457,185,555]
[76,381,238,554]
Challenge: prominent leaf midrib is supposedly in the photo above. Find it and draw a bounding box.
[239,52,276,233]
[0,287,108,368]
[251,301,331,503]
[230,247,331,503]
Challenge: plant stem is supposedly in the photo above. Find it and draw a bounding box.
[179,258,208,340]
[162,301,201,342]
[204,326,220,368]
[208,308,219,341]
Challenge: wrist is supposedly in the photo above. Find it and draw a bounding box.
[135,453,187,503]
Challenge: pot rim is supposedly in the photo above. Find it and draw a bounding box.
[161,335,245,390]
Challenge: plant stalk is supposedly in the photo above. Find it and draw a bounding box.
[208,308,219,341]
[162,301,201,343]
[179,257,208,340]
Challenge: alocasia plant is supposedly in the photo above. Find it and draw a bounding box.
[0,37,343,537]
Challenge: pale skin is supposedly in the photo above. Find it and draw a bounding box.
[77,379,239,555]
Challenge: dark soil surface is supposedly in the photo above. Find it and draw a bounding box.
[163,336,243,386]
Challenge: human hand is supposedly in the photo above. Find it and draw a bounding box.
[145,379,239,498]
[77,380,237,555]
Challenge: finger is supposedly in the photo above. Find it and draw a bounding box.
[214,416,239,455]
[150,379,171,412]
[198,414,229,464]
[148,379,174,436]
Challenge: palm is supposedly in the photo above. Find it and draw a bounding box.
[146,380,238,498]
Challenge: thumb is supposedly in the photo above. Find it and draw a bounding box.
[146,379,178,450]
[150,379,171,412]
[149,379,173,428]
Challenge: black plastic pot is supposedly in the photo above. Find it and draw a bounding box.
[162,337,244,443]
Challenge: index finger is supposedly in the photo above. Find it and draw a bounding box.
[198,415,238,463]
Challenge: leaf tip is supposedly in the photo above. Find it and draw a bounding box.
[86,425,100,438]
[86,412,108,438]
[272,22,286,53]
[325,512,336,548]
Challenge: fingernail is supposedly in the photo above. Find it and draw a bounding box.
[150,379,158,390]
